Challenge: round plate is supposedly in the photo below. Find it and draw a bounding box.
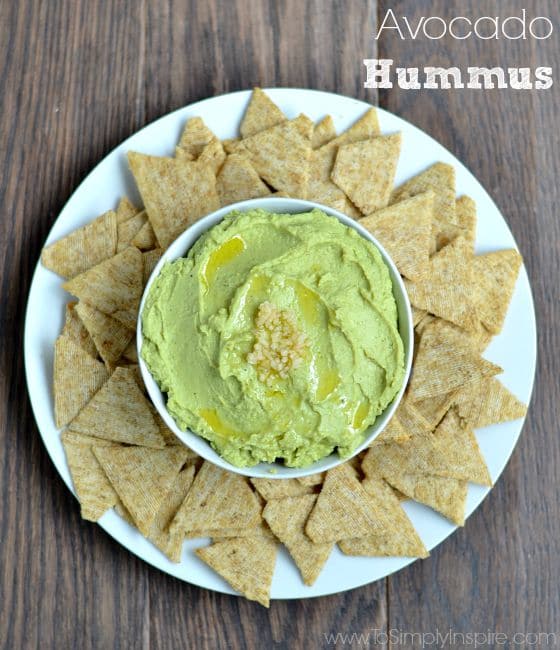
[24,88,537,600]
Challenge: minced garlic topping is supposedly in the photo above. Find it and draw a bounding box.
[247,301,307,385]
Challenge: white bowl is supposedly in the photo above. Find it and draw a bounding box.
[137,197,413,479]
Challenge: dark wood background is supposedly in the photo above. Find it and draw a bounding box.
[1,1,558,648]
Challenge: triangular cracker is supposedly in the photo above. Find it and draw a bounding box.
[216,153,271,206]
[250,478,313,500]
[190,518,274,541]
[41,210,118,279]
[404,236,479,331]
[54,336,109,428]
[455,195,477,251]
[120,338,138,364]
[117,211,147,252]
[408,319,502,401]
[143,248,163,285]
[147,464,196,562]
[196,536,277,607]
[61,431,121,521]
[239,115,311,198]
[453,377,527,429]
[69,367,165,447]
[175,146,194,162]
[63,246,143,330]
[408,321,502,402]
[240,88,286,138]
[170,461,261,536]
[471,249,522,334]
[197,138,226,175]
[61,302,97,358]
[305,463,386,543]
[116,197,139,223]
[263,494,333,585]
[375,414,409,443]
[331,134,401,214]
[128,152,220,248]
[396,398,432,437]
[363,410,491,486]
[329,107,380,146]
[93,445,189,535]
[131,220,158,250]
[413,389,459,430]
[382,472,467,526]
[360,191,433,281]
[412,306,428,327]
[297,472,325,487]
[75,302,134,368]
[178,116,216,158]
[312,115,336,149]
[338,477,428,557]
[305,146,347,211]
[391,162,456,252]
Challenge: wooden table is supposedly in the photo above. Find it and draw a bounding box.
[2,1,558,647]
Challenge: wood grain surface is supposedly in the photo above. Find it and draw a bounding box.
[1,1,558,648]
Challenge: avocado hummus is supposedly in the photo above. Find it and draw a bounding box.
[141,208,405,467]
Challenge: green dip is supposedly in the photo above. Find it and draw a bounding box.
[141,209,405,467]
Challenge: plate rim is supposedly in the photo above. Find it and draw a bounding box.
[24,87,538,600]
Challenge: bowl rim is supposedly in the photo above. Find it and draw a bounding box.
[137,196,413,479]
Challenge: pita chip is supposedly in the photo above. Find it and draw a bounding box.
[93,445,189,535]
[453,377,527,429]
[41,210,118,279]
[116,197,139,223]
[216,153,271,206]
[305,463,386,543]
[263,494,333,585]
[196,536,278,607]
[455,195,477,251]
[128,152,219,248]
[329,107,380,146]
[363,410,491,486]
[147,464,196,562]
[471,249,522,334]
[375,414,409,444]
[297,472,325,487]
[170,461,261,536]
[408,319,502,401]
[331,134,401,214]
[391,162,456,252]
[240,87,286,138]
[338,477,428,558]
[404,236,479,331]
[63,246,143,330]
[61,431,121,521]
[143,248,163,285]
[312,115,336,149]
[239,115,311,197]
[54,336,109,428]
[117,211,147,252]
[178,116,216,158]
[359,191,433,281]
[250,478,313,500]
[383,472,467,526]
[69,367,165,448]
[75,302,134,369]
[197,138,227,175]
[131,220,158,251]
[61,302,97,358]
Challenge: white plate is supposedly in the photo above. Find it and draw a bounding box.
[24,88,537,600]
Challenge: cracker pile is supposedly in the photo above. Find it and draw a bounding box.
[42,88,527,607]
